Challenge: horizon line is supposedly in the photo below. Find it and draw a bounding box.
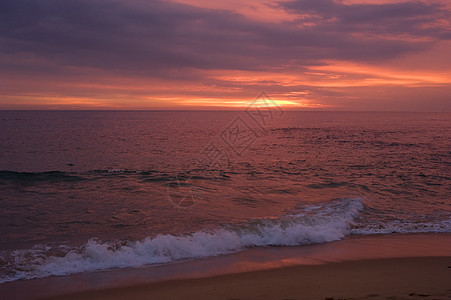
[0,109,450,113]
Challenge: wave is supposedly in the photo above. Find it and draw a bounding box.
[0,169,229,185]
[0,171,85,184]
[0,198,362,283]
[0,197,449,283]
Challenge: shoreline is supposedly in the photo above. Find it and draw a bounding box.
[43,256,451,300]
[1,233,450,300]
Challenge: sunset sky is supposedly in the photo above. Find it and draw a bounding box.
[1,0,450,110]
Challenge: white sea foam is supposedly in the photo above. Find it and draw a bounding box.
[351,219,451,235]
[1,197,449,283]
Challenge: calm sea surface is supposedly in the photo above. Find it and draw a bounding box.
[0,111,450,282]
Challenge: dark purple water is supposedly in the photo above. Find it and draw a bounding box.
[0,111,450,282]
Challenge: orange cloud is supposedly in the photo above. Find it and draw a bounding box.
[307,61,451,86]
[170,0,298,23]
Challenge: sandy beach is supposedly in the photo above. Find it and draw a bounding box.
[41,256,451,300]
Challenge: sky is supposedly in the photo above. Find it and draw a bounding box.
[0,0,450,110]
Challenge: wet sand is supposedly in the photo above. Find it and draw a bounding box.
[41,256,451,300]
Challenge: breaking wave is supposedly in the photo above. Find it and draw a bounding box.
[0,197,449,283]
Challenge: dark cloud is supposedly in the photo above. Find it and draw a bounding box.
[1,0,450,74]
[283,0,451,38]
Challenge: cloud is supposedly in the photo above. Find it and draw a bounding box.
[0,0,450,109]
[283,0,451,38]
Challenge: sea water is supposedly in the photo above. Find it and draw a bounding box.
[0,111,449,282]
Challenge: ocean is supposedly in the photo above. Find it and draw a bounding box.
[0,110,450,283]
